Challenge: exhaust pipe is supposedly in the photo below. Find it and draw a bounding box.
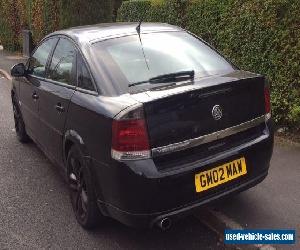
[157,217,172,231]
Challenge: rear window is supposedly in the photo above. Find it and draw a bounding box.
[92,31,235,89]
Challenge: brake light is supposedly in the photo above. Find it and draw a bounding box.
[111,105,151,161]
[264,87,271,114]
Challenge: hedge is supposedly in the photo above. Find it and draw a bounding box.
[118,0,300,128]
[0,0,115,51]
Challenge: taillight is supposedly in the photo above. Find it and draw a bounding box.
[264,87,271,114]
[111,104,151,161]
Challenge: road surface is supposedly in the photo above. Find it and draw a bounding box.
[0,73,299,249]
[0,77,222,249]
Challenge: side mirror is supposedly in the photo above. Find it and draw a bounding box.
[11,63,26,77]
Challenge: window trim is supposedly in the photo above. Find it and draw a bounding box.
[44,37,60,81]
[27,36,59,79]
[75,87,99,96]
[27,34,100,96]
[76,51,98,94]
[75,54,99,96]
[45,37,78,87]
[42,78,77,90]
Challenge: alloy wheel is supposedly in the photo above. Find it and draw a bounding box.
[68,156,89,221]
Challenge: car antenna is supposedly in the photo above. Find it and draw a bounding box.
[136,20,150,70]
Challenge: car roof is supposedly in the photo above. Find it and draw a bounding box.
[47,22,183,46]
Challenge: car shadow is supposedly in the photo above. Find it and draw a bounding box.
[13,141,223,250]
[86,216,222,250]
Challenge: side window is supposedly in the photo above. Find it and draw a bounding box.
[47,38,77,85]
[77,54,95,91]
[28,38,57,77]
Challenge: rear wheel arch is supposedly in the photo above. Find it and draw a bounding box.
[66,144,103,229]
[63,130,89,165]
[63,130,105,205]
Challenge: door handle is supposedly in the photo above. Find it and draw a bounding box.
[32,92,39,100]
[55,103,65,112]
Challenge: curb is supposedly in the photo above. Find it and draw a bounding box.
[274,135,300,148]
[0,69,12,81]
[195,208,276,250]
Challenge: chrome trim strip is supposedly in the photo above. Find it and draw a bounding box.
[152,114,269,157]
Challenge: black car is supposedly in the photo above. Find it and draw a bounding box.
[10,23,274,230]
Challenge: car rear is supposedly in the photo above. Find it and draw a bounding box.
[102,74,273,228]
[89,25,274,228]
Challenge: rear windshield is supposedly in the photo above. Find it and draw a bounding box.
[92,31,235,89]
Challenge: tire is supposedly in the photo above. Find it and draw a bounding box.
[12,96,30,143]
[67,145,103,229]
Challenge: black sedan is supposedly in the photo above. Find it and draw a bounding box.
[10,23,274,230]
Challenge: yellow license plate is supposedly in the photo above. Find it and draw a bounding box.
[195,157,247,193]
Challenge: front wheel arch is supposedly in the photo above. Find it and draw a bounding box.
[11,92,30,143]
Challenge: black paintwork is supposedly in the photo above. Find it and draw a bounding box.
[144,74,265,148]
[11,23,274,228]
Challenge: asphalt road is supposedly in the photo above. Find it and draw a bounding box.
[1,73,299,249]
[212,139,300,249]
[0,77,222,249]
[213,141,300,231]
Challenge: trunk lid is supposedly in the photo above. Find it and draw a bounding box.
[131,71,266,149]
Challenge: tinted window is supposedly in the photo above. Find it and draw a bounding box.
[92,32,235,87]
[77,54,95,91]
[28,38,57,77]
[47,38,77,85]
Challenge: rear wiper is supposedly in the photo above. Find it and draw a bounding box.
[129,70,195,87]
[149,70,195,84]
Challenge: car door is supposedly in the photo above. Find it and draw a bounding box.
[38,37,77,166]
[20,38,57,140]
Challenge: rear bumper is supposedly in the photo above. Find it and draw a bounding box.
[92,119,274,228]
[97,170,268,228]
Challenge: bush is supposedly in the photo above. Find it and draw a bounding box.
[117,0,152,22]
[118,0,300,128]
[0,0,114,50]
[0,1,24,51]
[117,0,187,26]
